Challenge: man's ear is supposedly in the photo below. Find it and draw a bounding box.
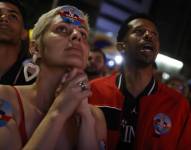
[156,43,160,55]
[29,41,41,58]
[21,29,28,40]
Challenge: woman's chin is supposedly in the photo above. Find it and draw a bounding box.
[65,61,85,70]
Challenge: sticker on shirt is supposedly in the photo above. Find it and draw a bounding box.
[153,113,172,135]
[0,99,13,127]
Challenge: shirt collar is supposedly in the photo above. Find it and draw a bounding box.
[116,73,157,99]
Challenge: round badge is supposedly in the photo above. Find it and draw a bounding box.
[153,113,172,135]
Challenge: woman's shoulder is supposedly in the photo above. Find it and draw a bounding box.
[0,85,17,101]
[0,85,29,114]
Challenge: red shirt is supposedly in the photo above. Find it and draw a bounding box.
[89,73,191,150]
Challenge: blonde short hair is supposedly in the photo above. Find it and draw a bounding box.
[31,5,89,46]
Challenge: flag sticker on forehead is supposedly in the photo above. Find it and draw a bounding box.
[58,5,86,27]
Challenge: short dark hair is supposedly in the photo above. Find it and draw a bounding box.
[117,13,157,42]
[91,48,107,64]
[0,0,26,26]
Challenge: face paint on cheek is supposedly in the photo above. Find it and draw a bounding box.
[58,6,86,28]
[0,99,13,127]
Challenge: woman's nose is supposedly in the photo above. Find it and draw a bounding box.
[69,29,81,42]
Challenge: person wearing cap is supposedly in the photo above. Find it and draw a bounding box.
[0,0,34,85]
[89,13,191,149]
[0,5,106,149]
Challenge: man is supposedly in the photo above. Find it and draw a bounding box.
[166,75,189,98]
[0,0,33,85]
[85,48,106,80]
[89,14,191,149]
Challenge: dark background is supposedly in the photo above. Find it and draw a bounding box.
[22,0,191,78]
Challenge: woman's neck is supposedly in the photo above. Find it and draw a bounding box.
[31,66,67,114]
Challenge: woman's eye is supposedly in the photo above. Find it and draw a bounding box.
[56,26,67,33]
[80,31,87,39]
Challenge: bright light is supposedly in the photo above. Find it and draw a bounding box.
[106,32,113,37]
[114,55,123,64]
[162,72,170,80]
[156,53,183,71]
[107,60,115,67]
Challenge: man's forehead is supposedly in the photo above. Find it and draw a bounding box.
[128,18,157,30]
[0,2,21,14]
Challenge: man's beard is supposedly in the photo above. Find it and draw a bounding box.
[0,39,17,45]
[133,58,154,68]
[85,67,101,76]
[125,52,155,68]
[0,28,18,45]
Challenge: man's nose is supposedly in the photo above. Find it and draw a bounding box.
[69,29,81,42]
[144,30,153,40]
[0,13,9,23]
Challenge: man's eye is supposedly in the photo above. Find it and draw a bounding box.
[134,28,145,35]
[9,14,18,21]
[152,32,159,39]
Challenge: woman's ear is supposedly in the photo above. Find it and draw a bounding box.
[29,40,41,58]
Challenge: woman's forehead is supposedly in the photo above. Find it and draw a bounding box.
[54,6,88,30]
[50,15,88,31]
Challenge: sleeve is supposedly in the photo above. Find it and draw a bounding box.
[177,110,191,149]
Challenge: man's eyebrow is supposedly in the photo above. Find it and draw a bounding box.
[8,9,20,15]
[133,25,145,29]
[0,8,20,15]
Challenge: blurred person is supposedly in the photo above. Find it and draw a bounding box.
[0,5,106,149]
[85,48,106,80]
[166,75,189,98]
[187,79,191,103]
[0,0,34,85]
[89,13,191,150]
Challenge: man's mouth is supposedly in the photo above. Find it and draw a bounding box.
[140,43,154,52]
[0,23,9,29]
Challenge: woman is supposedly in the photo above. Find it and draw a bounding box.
[0,5,106,150]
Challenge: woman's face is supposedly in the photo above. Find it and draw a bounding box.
[40,14,89,70]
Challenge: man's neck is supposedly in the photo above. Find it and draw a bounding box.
[124,65,153,97]
[0,44,21,76]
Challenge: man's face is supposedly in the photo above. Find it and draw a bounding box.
[0,2,25,45]
[167,79,186,95]
[123,18,160,67]
[40,14,89,70]
[85,51,105,76]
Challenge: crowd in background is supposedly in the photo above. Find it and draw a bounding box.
[0,0,191,149]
